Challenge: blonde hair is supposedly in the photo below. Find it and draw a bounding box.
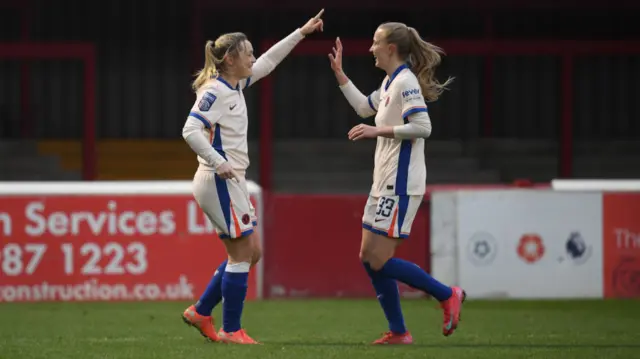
[192,32,248,92]
[379,22,454,102]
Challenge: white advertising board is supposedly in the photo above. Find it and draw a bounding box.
[430,191,458,286]
[455,190,603,299]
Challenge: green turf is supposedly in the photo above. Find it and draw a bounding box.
[1,299,639,359]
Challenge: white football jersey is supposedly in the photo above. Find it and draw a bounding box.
[183,28,305,174]
[367,64,428,197]
[188,77,253,171]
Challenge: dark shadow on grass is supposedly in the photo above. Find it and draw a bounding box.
[264,341,640,349]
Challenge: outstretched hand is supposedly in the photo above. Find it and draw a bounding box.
[300,9,324,36]
[328,37,343,72]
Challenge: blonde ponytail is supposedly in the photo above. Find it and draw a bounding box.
[407,27,453,102]
[378,22,454,102]
[192,33,249,92]
[192,41,218,91]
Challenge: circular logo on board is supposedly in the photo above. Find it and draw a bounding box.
[467,232,498,266]
[612,256,640,298]
[517,234,545,264]
[564,231,592,265]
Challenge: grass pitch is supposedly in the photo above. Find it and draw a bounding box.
[0,299,638,359]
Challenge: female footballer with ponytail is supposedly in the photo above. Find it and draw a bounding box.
[181,9,324,345]
[329,22,465,344]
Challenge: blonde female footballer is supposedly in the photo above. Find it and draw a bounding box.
[181,10,324,344]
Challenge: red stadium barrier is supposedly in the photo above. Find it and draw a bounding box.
[262,194,430,298]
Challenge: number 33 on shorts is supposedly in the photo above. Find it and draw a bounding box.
[362,195,423,239]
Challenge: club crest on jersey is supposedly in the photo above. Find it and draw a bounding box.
[198,92,217,111]
[242,214,251,225]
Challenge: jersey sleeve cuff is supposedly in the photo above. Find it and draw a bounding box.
[367,95,377,111]
[189,112,212,129]
[338,80,352,89]
[402,107,427,119]
[293,28,306,40]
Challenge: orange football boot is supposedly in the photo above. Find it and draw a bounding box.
[372,331,413,345]
[441,286,466,336]
[217,329,260,344]
[181,305,219,342]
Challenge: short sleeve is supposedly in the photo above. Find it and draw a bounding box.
[188,87,225,128]
[398,76,428,119]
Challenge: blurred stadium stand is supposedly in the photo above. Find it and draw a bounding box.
[1,0,640,191]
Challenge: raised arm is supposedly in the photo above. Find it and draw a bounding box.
[340,81,380,119]
[329,37,378,118]
[244,9,324,88]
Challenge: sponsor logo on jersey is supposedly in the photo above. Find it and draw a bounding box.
[402,88,420,97]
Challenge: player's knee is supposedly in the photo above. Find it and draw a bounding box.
[360,235,396,271]
[359,247,376,265]
[247,231,261,265]
[367,256,389,271]
[250,247,262,266]
[359,249,388,271]
[359,249,367,263]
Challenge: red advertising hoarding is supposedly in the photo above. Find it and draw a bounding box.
[0,193,260,302]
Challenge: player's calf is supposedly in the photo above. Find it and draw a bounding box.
[220,234,256,339]
[360,231,410,339]
[361,231,465,337]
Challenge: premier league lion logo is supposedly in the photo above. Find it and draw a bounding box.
[564,232,592,265]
